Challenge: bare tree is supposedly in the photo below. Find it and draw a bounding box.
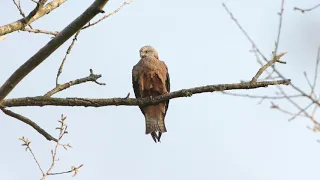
[222,2,320,136]
[2,0,311,179]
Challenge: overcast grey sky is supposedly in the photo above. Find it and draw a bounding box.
[1,0,320,179]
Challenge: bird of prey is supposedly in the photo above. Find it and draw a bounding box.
[132,45,170,143]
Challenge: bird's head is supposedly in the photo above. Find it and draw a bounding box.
[139,45,159,59]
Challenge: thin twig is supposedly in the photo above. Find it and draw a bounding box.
[45,69,105,97]
[19,137,45,176]
[12,0,24,17]
[250,0,286,84]
[251,52,287,84]
[47,164,84,176]
[275,86,312,121]
[82,0,133,30]
[41,118,65,180]
[12,0,33,29]
[274,0,285,57]
[269,0,285,75]
[288,102,313,121]
[303,71,315,97]
[222,3,268,62]
[311,45,320,98]
[271,102,308,117]
[56,31,81,86]
[294,4,320,13]
[29,147,44,175]
[282,46,320,121]
[312,104,318,117]
[89,69,106,85]
[222,91,302,99]
[21,28,58,36]
[35,115,82,179]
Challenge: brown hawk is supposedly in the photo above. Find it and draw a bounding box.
[132,45,170,143]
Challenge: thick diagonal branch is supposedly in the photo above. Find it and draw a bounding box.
[2,79,291,107]
[0,0,109,101]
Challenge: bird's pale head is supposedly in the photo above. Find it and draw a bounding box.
[139,45,159,59]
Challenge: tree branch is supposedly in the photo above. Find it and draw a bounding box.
[47,164,83,176]
[12,0,33,29]
[40,115,82,179]
[2,79,291,107]
[221,91,302,99]
[82,0,133,30]
[222,2,320,109]
[56,31,81,85]
[19,116,82,178]
[251,52,287,84]
[1,108,57,141]
[0,0,110,102]
[19,137,45,176]
[21,28,59,36]
[310,45,320,98]
[44,69,105,97]
[294,4,320,13]
[0,0,67,36]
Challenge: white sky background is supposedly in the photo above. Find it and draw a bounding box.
[1,0,320,179]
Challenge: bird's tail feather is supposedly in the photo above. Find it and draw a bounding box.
[146,118,166,143]
[145,120,167,134]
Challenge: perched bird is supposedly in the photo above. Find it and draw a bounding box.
[132,45,170,143]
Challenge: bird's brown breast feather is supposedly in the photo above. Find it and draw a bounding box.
[139,72,167,95]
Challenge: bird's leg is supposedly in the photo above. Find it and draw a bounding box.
[151,132,158,143]
[157,132,162,143]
